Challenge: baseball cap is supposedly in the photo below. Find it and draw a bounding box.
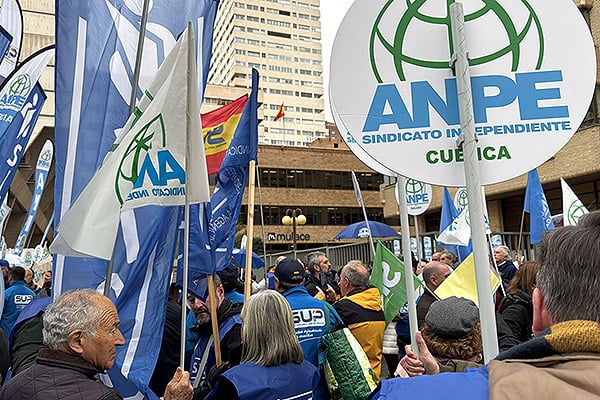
[0,259,9,268]
[275,258,305,285]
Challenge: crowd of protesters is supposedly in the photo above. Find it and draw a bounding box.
[0,211,599,399]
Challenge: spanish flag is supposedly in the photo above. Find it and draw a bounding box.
[274,103,285,121]
[202,94,248,175]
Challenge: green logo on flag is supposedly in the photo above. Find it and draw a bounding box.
[115,114,167,205]
[9,74,31,96]
[369,0,544,82]
[567,201,587,225]
[371,242,422,325]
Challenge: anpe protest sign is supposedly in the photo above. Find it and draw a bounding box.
[330,0,595,186]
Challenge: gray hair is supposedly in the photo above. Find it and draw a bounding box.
[440,250,457,263]
[495,245,511,260]
[306,251,325,274]
[241,290,303,366]
[537,211,600,323]
[43,289,104,350]
[341,260,369,289]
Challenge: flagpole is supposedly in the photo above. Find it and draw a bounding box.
[255,163,268,269]
[517,208,525,258]
[102,0,151,299]
[413,215,422,264]
[244,160,257,301]
[39,212,54,246]
[352,172,376,261]
[396,175,419,358]
[451,2,498,362]
[128,0,151,115]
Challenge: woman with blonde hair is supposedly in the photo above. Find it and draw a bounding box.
[205,290,318,400]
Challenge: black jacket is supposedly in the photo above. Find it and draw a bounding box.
[499,290,533,343]
[0,349,122,400]
[304,272,341,299]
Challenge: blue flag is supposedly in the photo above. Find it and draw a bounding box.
[524,169,555,244]
[14,139,53,255]
[0,83,46,204]
[438,187,472,262]
[179,69,259,292]
[210,69,259,270]
[54,1,220,398]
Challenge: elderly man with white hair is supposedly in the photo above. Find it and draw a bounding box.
[0,289,192,400]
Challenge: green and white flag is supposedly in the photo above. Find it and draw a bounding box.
[50,25,209,260]
[370,242,421,325]
[561,178,589,226]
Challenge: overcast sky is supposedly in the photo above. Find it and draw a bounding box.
[321,0,354,121]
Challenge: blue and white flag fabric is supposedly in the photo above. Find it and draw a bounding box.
[0,46,52,144]
[53,0,219,277]
[53,2,219,399]
[524,169,554,244]
[561,178,589,226]
[179,69,259,288]
[0,197,10,233]
[50,25,210,260]
[208,68,259,271]
[437,205,471,246]
[351,171,364,207]
[59,204,182,400]
[0,0,22,83]
[438,187,472,261]
[0,26,13,73]
[0,82,46,204]
[14,139,53,255]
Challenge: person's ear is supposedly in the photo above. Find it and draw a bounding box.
[532,287,552,335]
[67,329,85,355]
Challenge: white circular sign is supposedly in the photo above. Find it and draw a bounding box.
[331,92,398,176]
[395,179,432,216]
[330,0,595,186]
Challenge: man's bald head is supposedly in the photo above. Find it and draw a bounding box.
[422,261,452,291]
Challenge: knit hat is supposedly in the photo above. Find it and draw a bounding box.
[425,296,480,339]
[274,258,305,285]
[0,259,8,268]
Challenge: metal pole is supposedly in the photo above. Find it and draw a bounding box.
[128,0,151,116]
[396,175,419,358]
[413,215,422,263]
[450,2,499,362]
[292,212,297,260]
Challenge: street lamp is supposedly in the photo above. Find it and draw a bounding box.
[282,208,306,259]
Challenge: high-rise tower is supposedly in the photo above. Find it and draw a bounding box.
[209,0,325,146]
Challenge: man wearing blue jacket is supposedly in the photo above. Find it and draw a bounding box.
[0,267,34,337]
[368,211,600,400]
[275,258,342,399]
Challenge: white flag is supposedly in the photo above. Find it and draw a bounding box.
[438,205,471,246]
[50,26,209,260]
[351,171,363,207]
[561,178,589,226]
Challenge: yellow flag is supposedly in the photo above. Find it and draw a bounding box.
[435,253,500,306]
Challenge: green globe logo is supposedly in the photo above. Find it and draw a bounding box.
[567,202,587,225]
[115,114,166,205]
[456,189,469,209]
[405,178,425,194]
[9,74,31,96]
[370,0,544,82]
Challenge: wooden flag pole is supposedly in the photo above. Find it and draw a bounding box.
[244,160,257,302]
[207,275,222,366]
